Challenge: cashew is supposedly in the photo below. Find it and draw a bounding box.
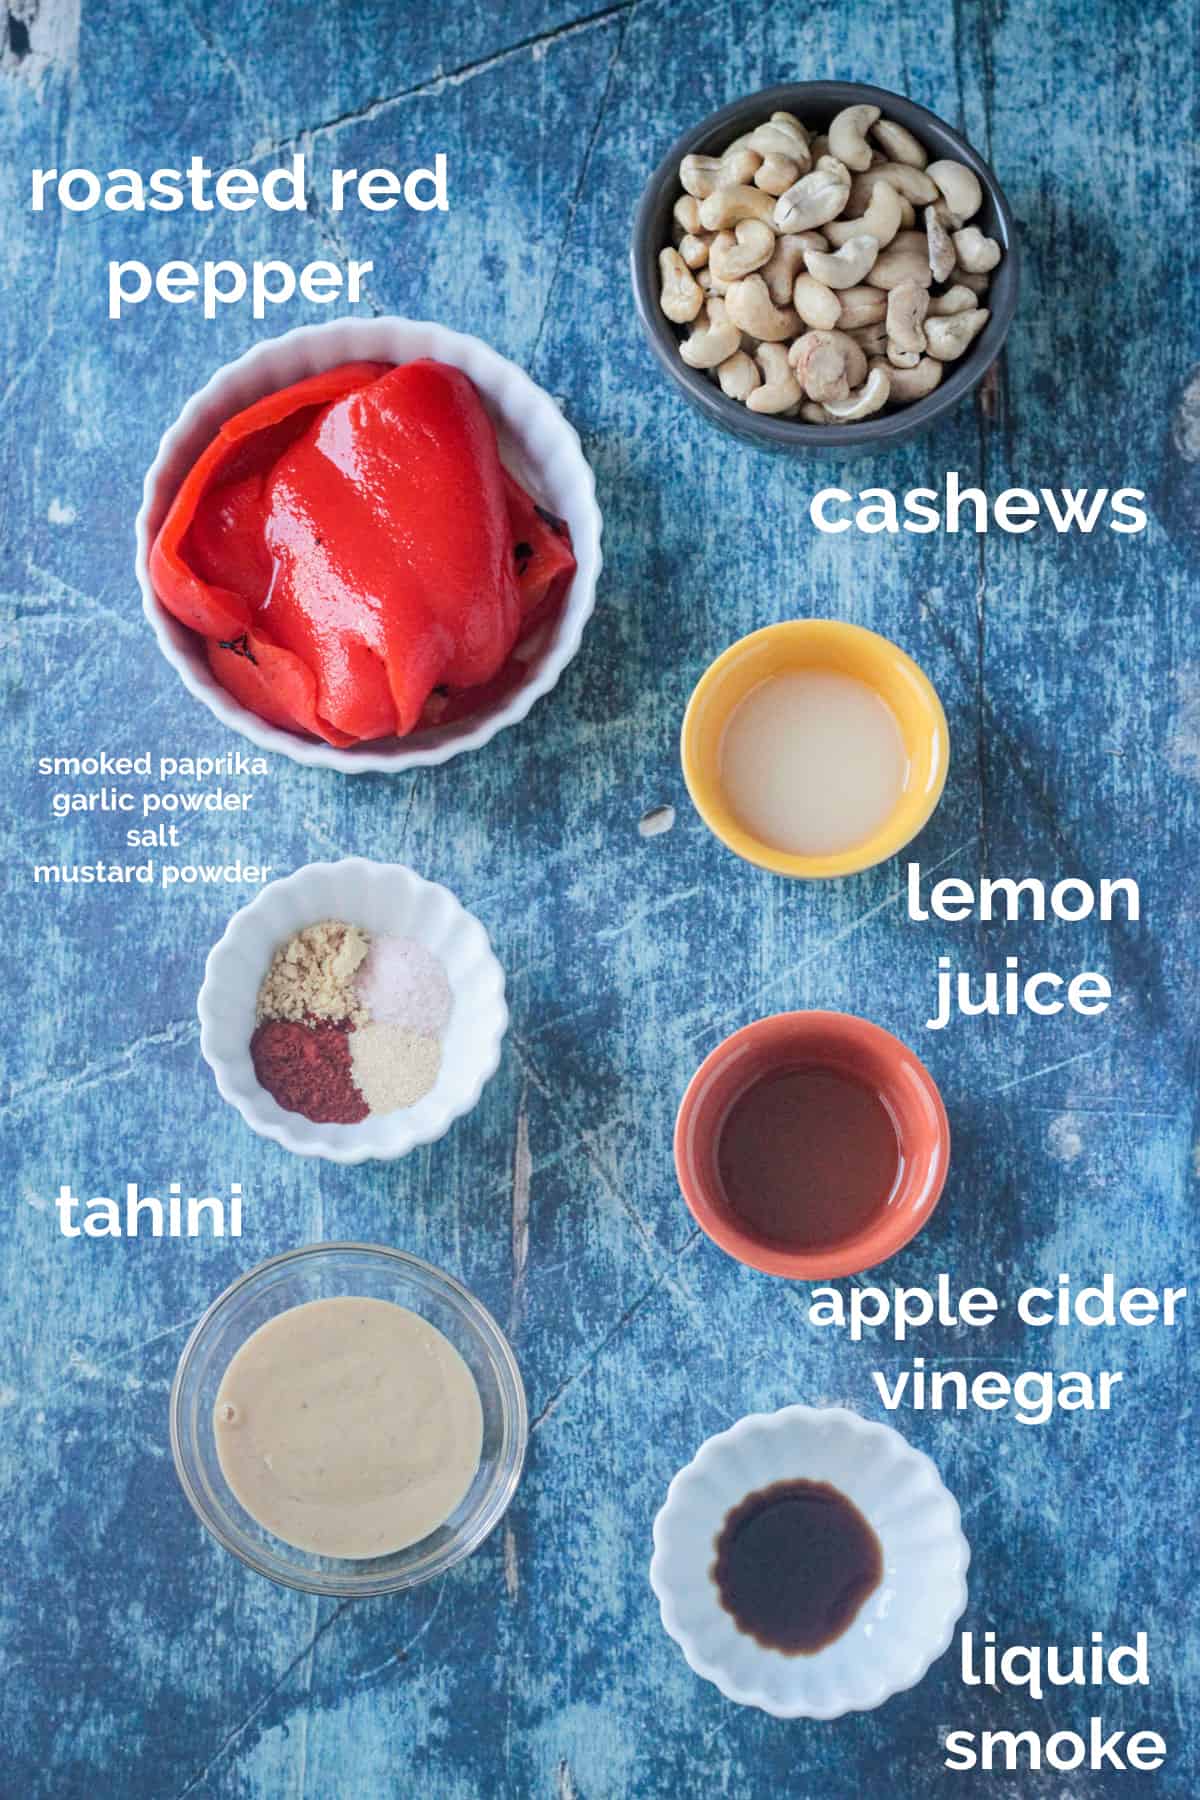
[658,247,704,322]
[699,183,778,230]
[926,158,982,225]
[870,354,942,402]
[856,161,936,205]
[754,153,801,195]
[745,342,802,414]
[680,155,723,199]
[673,194,703,235]
[828,103,881,173]
[723,272,800,342]
[822,365,891,420]
[844,320,888,357]
[847,168,915,227]
[709,219,776,283]
[665,102,1003,422]
[926,283,979,315]
[924,204,956,282]
[886,279,928,365]
[951,267,991,294]
[790,333,850,404]
[789,330,867,395]
[867,242,933,289]
[952,225,1001,273]
[836,284,887,329]
[870,118,928,168]
[717,349,762,401]
[762,231,826,304]
[773,156,851,232]
[746,121,811,168]
[678,296,741,367]
[804,234,879,289]
[718,147,763,188]
[792,272,842,329]
[924,307,990,360]
[887,228,932,255]
[825,175,902,248]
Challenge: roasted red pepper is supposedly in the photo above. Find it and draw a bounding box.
[150,359,576,745]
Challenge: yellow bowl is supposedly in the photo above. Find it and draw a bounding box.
[680,621,949,879]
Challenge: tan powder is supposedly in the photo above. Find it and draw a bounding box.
[256,920,370,1025]
[349,1023,441,1113]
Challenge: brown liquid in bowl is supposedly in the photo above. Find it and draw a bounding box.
[712,1478,883,1654]
[715,1065,899,1251]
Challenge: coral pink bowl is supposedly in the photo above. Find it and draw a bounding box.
[674,1010,950,1280]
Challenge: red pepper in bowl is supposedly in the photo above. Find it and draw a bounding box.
[150,359,576,746]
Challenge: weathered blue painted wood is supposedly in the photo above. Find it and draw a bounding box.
[2,0,1197,1794]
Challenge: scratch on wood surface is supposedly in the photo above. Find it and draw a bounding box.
[983,1045,1106,1098]
[596,884,701,941]
[244,0,635,163]
[531,1227,701,1433]
[353,1582,447,1683]
[1,1017,199,1114]
[510,1082,531,1336]
[21,561,140,640]
[556,1757,579,1800]
[503,1520,520,1602]
[508,1029,664,1278]
[173,1601,348,1798]
[529,0,633,370]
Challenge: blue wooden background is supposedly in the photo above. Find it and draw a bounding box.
[3,0,1197,1793]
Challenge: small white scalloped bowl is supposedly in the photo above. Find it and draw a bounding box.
[650,1405,969,1720]
[198,859,507,1162]
[134,317,602,772]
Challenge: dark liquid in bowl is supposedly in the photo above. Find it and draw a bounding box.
[715,1065,899,1250]
[712,1478,883,1654]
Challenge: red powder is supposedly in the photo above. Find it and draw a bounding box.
[250,1018,368,1123]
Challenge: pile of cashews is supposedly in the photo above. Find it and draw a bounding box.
[658,102,1003,421]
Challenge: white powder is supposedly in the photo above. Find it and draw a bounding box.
[350,1023,441,1113]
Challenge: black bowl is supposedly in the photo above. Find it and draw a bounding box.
[630,81,1020,455]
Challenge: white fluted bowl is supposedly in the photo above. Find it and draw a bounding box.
[650,1405,969,1719]
[135,317,602,771]
[199,859,507,1162]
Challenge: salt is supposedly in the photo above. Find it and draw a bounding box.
[354,935,452,1035]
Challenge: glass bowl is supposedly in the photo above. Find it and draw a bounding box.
[169,1244,527,1595]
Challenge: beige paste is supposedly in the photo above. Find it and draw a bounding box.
[214,1296,483,1559]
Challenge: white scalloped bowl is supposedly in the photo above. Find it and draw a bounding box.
[650,1405,969,1719]
[199,859,507,1162]
[135,317,602,772]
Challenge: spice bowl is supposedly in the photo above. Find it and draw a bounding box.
[171,1244,527,1596]
[682,620,949,878]
[650,1405,969,1718]
[199,858,507,1162]
[135,316,602,771]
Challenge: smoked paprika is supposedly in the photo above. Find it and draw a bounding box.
[250,1018,368,1124]
[150,360,576,746]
